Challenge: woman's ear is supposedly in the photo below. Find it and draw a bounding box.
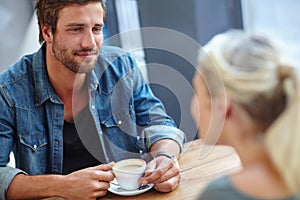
[216,92,232,119]
[225,96,232,118]
[41,25,53,44]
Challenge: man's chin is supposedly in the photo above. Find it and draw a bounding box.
[76,67,94,74]
[76,60,96,73]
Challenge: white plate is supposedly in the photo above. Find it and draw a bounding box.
[108,178,154,196]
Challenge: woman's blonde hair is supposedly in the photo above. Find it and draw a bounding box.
[197,29,300,193]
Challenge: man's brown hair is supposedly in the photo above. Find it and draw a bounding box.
[35,0,106,43]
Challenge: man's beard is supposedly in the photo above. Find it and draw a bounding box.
[52,38,100,74]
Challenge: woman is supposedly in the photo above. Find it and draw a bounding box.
[191,30,300,200]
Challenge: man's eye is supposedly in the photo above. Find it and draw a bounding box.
[93,27,103,33]
[68,28,81,32]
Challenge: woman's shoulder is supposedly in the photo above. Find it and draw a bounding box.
[198,175,248,200]
[198,175,298,200]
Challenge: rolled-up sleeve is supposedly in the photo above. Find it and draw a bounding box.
[0,166,26,200]
[143,125,186,153]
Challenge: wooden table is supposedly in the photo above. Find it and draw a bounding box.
[103,139,242,200]
[47,139,241,200]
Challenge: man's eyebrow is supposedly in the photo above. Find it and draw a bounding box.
[95,23,104,27]
[65,23,85,27]
[65,23,104,27]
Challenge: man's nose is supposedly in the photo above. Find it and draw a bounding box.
[81,30,96,49]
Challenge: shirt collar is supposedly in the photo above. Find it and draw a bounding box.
[33,44,101,106]
[33,44,61,106]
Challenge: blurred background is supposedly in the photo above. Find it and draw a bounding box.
[1,0,299,142]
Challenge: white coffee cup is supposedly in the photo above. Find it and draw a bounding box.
[112,158,146,190]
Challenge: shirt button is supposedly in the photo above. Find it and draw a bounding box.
[91,105,95,110]
[33,144,37,150]
[117,120,122,125]
[55,141,59,145]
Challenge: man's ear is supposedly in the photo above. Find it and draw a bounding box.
[41,25,53,43]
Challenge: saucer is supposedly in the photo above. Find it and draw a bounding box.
[108,179,154,196]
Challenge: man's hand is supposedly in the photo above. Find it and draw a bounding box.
[139,156,180,192]
[62,163,115,199]
[6,163,115,200]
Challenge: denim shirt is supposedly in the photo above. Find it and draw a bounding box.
[0,45,185,199]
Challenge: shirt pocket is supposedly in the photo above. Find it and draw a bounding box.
[101,110,139,151]
[17,132,49,175]
[19,132,48,152]
[101,109,137,135]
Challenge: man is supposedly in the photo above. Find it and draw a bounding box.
[0,0,185,199]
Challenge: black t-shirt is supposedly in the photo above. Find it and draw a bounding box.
[62,105,103,175]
